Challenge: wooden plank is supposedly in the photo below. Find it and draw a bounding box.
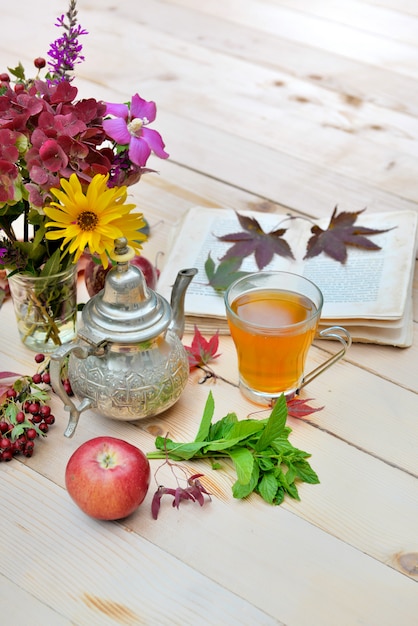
[7,341,417,578]
[2,457,417,626]
[2,3,418,212]
[134,0,418,118]
[1,463,281,626]
[163,0,418,79]
[0,573,71,625]
[361,0,418,17]
[275,0,418,45]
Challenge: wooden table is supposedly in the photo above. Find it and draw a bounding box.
[1,1,417,624]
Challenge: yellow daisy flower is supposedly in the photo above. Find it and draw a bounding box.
[44,173,147,268]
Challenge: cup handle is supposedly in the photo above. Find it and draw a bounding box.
[298,326,352,392]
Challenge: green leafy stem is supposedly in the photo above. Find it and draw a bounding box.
[147,391,319,506]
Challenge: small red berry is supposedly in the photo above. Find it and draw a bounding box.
[28,402,40,415]
[34,57,46,69]
[0,421,9,434]
[11,441,21,455]
[6,388,17,399]
[23,445,34,458]
[63,380,73,395]
[0,437,11,451]
[26,428,37,441]
[15,436,26,450]
[42,372,51,385]
[2,450,13,462]
[38,423,49,434]
[34,353,45,363]
[0,72,10,82]
[16,412,25,424]
[44,415,55,426]
[14,83,25,94]
[39,405,51,418]
[32,373,42,385]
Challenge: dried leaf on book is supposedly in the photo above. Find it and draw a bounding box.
[304,207,393,264]
[216,212,294,270]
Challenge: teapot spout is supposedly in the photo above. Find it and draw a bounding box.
[169,268,198,338]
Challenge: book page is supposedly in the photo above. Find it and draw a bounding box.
[157,206,418,322]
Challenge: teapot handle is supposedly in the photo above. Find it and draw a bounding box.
[50,344,96,438]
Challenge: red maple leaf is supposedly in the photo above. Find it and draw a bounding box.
[287,397,324,418]
[217,211,294,270]
[183,326,221,369]
[304,206,393,264]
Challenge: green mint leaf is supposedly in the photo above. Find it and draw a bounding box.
[275,487,285,505]
[194,390,215,442]
[204,437,252,452]
[232,462,260,499]
[255,394,287,451]
[227,419,265,441]
[228,447,254,485]
[285,481,300,500]
[209,412,238,440]
[257,471,279,504]
[149,437,208,460]
[257,455,276,471]
[291,459,320,484]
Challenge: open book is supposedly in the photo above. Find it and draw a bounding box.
[157,207,418,347]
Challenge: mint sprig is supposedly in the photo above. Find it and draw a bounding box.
[147,392,319,505]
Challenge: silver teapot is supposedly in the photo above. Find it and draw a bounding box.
[50,238,197,438]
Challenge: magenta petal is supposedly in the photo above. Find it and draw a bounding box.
[128,136,151,167]
[103,118,131,145]
[130,94,156,122]
[104,102,129,119]
[142,128,169,159]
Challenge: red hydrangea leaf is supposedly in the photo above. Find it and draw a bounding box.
[184,326,221,369]
[287,397,324,418]
[217,211,294,270]
[304,206,393,264]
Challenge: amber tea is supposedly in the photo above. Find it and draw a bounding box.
[225,271,351,405]
[228,288,319,396]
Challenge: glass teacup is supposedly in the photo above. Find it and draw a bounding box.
[225,271,351,404]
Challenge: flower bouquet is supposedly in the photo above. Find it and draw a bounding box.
[0,0,169,351]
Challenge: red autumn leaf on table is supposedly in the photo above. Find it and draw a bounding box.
[184,326,221,369]
[217,211,294,270]
[304,206,393,264]
[287,397,324,418]
[0,371,21,403]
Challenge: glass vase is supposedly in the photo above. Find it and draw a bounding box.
[8,265,78,353]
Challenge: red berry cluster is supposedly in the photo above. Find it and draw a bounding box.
[0,353,72,462]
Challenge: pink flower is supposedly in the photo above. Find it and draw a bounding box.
[103,94,169,167]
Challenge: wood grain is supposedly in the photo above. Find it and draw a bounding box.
[0,1,417,624]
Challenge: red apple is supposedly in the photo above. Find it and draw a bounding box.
[83,254,159,297]
[65,436,150,520]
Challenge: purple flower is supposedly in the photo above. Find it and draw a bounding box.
[103,94,169,167]
[47,3,88,82]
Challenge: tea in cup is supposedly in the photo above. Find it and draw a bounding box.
[225,271,351,404]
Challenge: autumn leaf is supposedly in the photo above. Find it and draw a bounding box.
[304,206,393,264]
[287,397,324,418]
[205,253,248,291]
[216,212,294,270]
[184,325,221,369]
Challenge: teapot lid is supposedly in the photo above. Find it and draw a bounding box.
[80,238,171,344]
